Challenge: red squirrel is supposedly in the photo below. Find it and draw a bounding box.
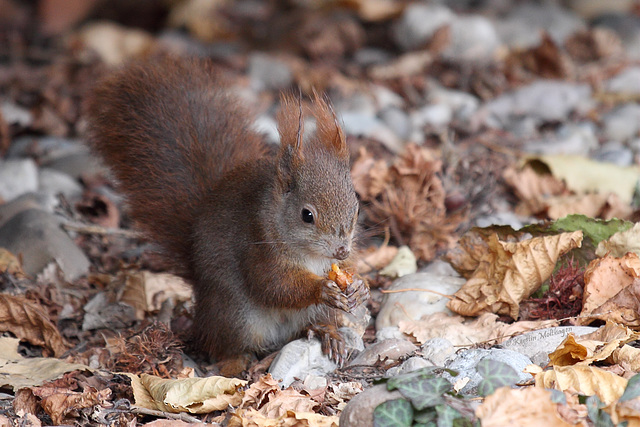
[85,58,369,365]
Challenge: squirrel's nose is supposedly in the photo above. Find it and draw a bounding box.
[334,246,350,260]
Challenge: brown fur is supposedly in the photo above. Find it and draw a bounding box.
[85,58,364,361]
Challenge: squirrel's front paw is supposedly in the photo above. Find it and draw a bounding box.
[345,276,370,312]
[308,323,346,366]
[321,279,350,312]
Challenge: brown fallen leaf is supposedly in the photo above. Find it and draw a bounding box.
[31,385,111,425]
[536,365,627,405]
[477,386,577,427]
[447,231,583,319]
[0,248,26,278]
[230,408,339,427]
[239,373,280,410]
[399,312,557,346]
[119,271,193,320]
[596,222,640,258]
[350,146,389,202]
[356,244,399,274]
[0,293,69,357]
[503,163,567,217]
[578,253,640,326]
[126,373,246,414]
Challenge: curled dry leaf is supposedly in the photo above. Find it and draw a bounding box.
[0,294,69,357]
[399,312,557,346]
[0,248,26,278]
[126,373,247,414]
[503,163,567,217]
[119,271,193,320]
[548,322,639,368]
[239,373,280,409]
[596,222,640,258]
[356,244,398,274]
[535,365,627,405]
[476,386,576,427]
[447,231,583,319]
[578,253,640,326]
[34,386,111,425]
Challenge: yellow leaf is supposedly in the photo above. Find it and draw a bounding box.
[535,365,627,405]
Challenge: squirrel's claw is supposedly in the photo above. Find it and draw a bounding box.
[309,323,348,366]
[345,277,370,312]
[321,279,350,312]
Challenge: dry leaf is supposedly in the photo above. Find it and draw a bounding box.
[477,386,576,426]
[74,21,155,66]
[356,244,399,274]
[447,231,583,319]
[597,222,640,258]
[0,337,91,390]
[350,146,389,202]
[399,312,557,346]
[230,408,339,427]
[503,164,567,216]
[34,386,111,425]
[378,245,417,278]
[120,271,193,320]
[0,248,26,278]
[579,253,640,326]
[0,293,69,357]
[240,374,280,410]
[535,365,627,405]
[128,373,247,414]
[340,0,404,22]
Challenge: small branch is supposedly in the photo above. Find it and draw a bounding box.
[381,288,452,299]
[131,406,208,424]
[62,222,141,238]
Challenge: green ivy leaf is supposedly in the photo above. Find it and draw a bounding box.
[373,398,413,427]
[476,359,520,397]
[585,395,614,427]
[387,367,442,391]
[620,373,640,402]
[413,408,437,425]
[395,377,452,410]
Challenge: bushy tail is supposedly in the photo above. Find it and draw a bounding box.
[85,58,266,275]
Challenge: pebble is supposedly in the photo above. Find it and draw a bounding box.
[340,111,404,153]
[592,14,640,60]
[606,66,640,94]
[602,103,640,142]
[1,101,32,128]
[339,384,403,427]
[379,107,412,141]
[248,53,293,92]
[480,80,592,128]
[376,273,465,330]
[421,337,456,367]
[41,152,104,180]
[386,356,433,377]
[0,192,58,228]
[348,338,417,367]
[429,88,480,121]
[419,259,459,276]
[496,3,585,48]
[523,122,598,156]
[7,136,87,162]
[410,104,453,130]
[500,326,597,366]
[375,326,407,342]
[353,48,392,68]
[592,141,634,166]
[0,159,38,202]
[443,348,533,395]
[0,209,90,280]
[38,168,83,200]
[474,211,525,229]
[82,292,138,331]
[443,15,501,62]
[268,338,337,388]
[252,115,280,145]
[392,3,454,51]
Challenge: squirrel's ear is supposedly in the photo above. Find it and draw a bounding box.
[311,91,348,161]
[276,93,305,186]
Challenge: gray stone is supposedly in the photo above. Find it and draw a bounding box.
[566,0,636,19]
[523,123,598,156]
[38,168,83,200]
[501,326,597,366]
[375,326,406,342]
[444,348,532,395]
[593,14,640,60]
[386,356,433,377]
[252,115,279,145]
[379,107,412,141]
[592,141,634,167]
[248,53,293,92]
[410,104,453,130]
[1,101,32,128]
[602,103,640,142]
[269,338,337,388]
[42,152,104,180]
[0,209,90,280]
[480,81,592,128]
[339,384,403,427]
[0,159,38,202]
[353,48,392,68]
[392,4,454,51]
[419,259,459,276]
[83,292,138,331]
[496,3,585,48]
[349,339,418,367]
[340,111,403,153]
[421,337,456,367]
[607,67,640,94]
[0,192,58,228]
[7,136,87,162]
[429,88,480,121]
[376,273,465,330]
[443,15,501,62]
[474,211,526,229]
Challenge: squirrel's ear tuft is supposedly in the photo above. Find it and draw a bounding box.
[276,93,305,186]
[311,91,348,160]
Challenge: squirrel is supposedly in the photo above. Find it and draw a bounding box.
[85,58,369,366]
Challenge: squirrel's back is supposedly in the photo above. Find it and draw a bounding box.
[85,59,266,273]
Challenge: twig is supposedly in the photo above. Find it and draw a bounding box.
[62,222,141,238]
[131,406,208,424]
[381,288,452,299]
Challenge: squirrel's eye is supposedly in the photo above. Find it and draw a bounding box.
[301,208,314,224]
